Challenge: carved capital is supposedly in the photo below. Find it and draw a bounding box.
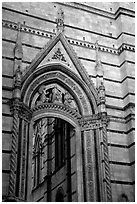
[8,98,21,114]
[8,99,32,122]
[20,103,33,122]
[79,113,110,130]
[97,112,109,125]
[79,114,102,130]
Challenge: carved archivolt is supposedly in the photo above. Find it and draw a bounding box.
[24,71,92,115]
[33,83,78,112]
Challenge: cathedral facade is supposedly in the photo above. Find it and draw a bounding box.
[2,2,135,202]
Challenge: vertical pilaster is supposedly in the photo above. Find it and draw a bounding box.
[8,22,23,199]
[8,101,20,196]
[82,130,98,201]
[19,119,29,200]
[97,117,112,202]
[94,40,112,201]
[102,123,112,201]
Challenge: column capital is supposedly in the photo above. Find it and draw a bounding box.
[20,102,33,122]
[8,99,32,122]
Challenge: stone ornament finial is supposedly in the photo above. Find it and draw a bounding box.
[56,8,64,32]
[95,40,100,64]
[95,40,103,75]
[13,65,22,99]
[15,65,22,85]
[14,22,23,59]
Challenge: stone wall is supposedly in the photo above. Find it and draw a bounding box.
[2,2,135,202]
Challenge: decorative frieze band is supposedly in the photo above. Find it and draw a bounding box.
[2,20,135,55]
[79,113,109,130]
[32,103,81,120]
[31,101,109,130]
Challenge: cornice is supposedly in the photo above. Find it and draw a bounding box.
[3,7,135,39]
[2,20,135,56]
[57,2,135,19]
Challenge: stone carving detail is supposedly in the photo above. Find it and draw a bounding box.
[52,86,62,103]
[102,125,112,201]
[35,84,78,111]
[64,91,75,108]
[25,72,89,115]
[8,110,19,195]
[52,48,66,62]
[32,103,81,121]
[8,99,32,197]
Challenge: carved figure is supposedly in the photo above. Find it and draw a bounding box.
[37,86,51,105]
[52,86,62,103]
[64,91,77,111]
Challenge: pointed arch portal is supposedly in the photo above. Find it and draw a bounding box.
[22,63,97,202]
[8,31,112,202]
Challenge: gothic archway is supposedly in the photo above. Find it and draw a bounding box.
[9,62,112,202]
[21,63,97,201]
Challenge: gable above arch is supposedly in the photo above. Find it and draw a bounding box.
[22,31,97,99]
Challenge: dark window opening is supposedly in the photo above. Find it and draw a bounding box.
[55,119,65,169]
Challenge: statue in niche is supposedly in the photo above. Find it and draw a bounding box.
[33,121,43,154]
[52,86,62,104]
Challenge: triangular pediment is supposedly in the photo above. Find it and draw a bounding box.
[37,40,81,78]
[22,31,95,90]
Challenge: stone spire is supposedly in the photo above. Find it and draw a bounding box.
[13,22,23,99]
[95,40,103,89]
[95,40,103,77]
[14,22,23,60]
[56,8,64,33]
[95,41,106,114]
